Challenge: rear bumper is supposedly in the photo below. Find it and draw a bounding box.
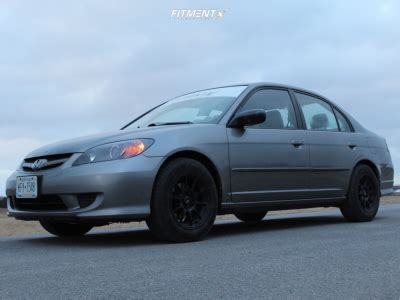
[380,151,395,196]
[6,154,164,222]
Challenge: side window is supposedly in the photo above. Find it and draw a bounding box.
[238,89,297,129]
[295,93,339,132]
[334,108,352,132]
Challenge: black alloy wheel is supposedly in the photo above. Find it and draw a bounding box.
[340,164,380,222]
[358,176,378,213]
[146,158,218,242]
[170,174,212,230]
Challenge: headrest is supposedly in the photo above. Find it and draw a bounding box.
[264,110,284,129]
[311,113,328,130]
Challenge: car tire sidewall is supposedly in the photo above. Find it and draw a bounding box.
[341,165,380,221]
[234,211,267,222]
[147,158,218,242]
[40,220,93,236]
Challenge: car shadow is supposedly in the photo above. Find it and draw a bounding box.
[209,215,346,240]
[12,214,348,248]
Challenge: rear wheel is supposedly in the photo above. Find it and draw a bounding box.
[340,165,380,222]
[40,220,93,237]
[146,158,218,243]
[234,211,267,222]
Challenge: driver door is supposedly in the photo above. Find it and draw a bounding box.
[227,88,310,203]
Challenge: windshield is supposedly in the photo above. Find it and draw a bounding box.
[124,86,247,128]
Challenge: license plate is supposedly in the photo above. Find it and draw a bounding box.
[16,176,38,199]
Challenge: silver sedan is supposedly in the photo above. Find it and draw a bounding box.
[6,83,395,242]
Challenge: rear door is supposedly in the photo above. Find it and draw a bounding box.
[293,91,360,199]
[227,88,310,203]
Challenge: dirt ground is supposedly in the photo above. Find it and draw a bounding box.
[1,195,399,237]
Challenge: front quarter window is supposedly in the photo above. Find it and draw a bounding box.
[125,86,247,129]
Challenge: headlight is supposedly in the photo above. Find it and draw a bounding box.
[73,139,154,166]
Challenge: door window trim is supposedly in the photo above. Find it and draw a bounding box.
[290,89,355,133]
[332,107,355,133]
[227,86,301,130]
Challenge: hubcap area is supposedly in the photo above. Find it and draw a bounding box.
[170,175,210,230]
[358,176,377,212]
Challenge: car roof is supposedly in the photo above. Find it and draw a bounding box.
[186,82,328,100]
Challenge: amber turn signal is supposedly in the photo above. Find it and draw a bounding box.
[121,141,146,158]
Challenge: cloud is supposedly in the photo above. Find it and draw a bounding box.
[0,0,400,195]
[0,137,46,193]
[0,170,13,195]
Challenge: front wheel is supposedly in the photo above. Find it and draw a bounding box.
[40,220,93,237]
[340,165,380,222]
[234,211,267,222]
[146,158,218,243]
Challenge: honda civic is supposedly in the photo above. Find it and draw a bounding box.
[6,83,394,242]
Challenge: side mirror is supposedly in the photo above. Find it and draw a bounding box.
[229,109,266,128]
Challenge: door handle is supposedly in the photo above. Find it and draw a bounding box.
[291,140,304,148]
[348,142,357,149]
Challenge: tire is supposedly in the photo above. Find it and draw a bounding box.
[340,164,380,222]
[146,158,218,243]
[40,220,93,237]
[234,211,267,222]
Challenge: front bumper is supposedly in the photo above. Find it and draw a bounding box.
[6,154,164,222]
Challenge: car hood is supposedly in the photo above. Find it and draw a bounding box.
[25,125,199,159]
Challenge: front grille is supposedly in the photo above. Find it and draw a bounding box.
[77,193,97,208]
[12,195,68,211]
[22,153,73,172]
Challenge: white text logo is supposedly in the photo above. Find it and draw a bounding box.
[171,9,225,20]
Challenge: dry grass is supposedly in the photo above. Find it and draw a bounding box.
[1,195,399,237]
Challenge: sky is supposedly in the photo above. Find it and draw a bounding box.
[0,0,399,194]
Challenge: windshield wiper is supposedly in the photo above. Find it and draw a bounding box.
[147,121,193,127]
